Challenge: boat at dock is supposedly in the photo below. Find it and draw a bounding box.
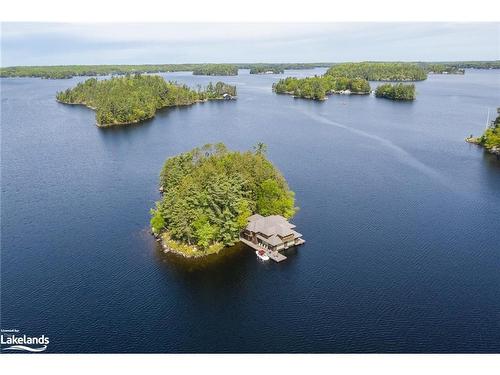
[256,249,270,261]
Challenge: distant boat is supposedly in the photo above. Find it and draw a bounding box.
[256,249,269,261]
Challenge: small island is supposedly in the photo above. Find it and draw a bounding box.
[326,62,428,81]
[56,75,236,126]
[273,75,371,100]
[466,108,500,157]
[192,64,238,76]
[374,83,416,101]
[150,143,298,258]
[249,65,285,74]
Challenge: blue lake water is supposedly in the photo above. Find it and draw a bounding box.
[1,69,499,353]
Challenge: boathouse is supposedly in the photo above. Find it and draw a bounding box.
[240,214,305,253]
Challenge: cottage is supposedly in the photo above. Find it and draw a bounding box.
[240,214,305,253]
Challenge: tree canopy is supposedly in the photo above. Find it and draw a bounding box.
[374,83,416,101]
[151,143,297,256]
[479,108,500,150]
[192,64,238,76]
[56,74,236,126]
[2,61,498,79]
[273,75,371,100]
[249,65,285,74]
[326,62,427,81]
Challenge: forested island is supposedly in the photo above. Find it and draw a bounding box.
[0,63,328,79]
[150,143,297,257]
[326,62,428,81]
[192,64,238,76]
[2,61,498,79]
[56,75,236,126]
[374,83,416,101]
[0,64,213,79]
[273,75,370,100]
[466,108,500,157]
[249,65,285,74]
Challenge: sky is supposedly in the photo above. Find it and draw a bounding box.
[1,22,499,66]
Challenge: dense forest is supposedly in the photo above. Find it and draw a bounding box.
[2,61,498,79]
[437,61,500,69]
[374,83,416,101]
[240,63,333,71]
[192,64,238,76]
[0,64,209,79]
[150,143,297,257]
[249,65,285,74]
[0,63,330,79]
[56,75,236,126]
[273,75,371,100]
[326,62,428,81]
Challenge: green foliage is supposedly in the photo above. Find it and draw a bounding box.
[375,83,416,101]
[56,75,236,126]
[326,62,427,81]
[256,179,296,219]
[423,64,465,74]
[150,207,166,235]
[273,75,370,100]
[0,64,237,79]
[249,65,285,74]
[425,61,500,69]
[192,64,238,76]
[2,61,498,79]
[479,108,500,150]
[153,143,296,252]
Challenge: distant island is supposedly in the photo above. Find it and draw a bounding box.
[466,108,500,157]
[150,143,297,258]
[192,64,238,76]
[273,75,370,100]
[0,63,329,79]
[2,61,498,79]
[326,62,428,81]
[56,75,236,126]
[272,62,432,101]
[0,64,222,79]
[249,65,284,74]
[375,83,416,101]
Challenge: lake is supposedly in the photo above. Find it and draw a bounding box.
[1,68,499,353]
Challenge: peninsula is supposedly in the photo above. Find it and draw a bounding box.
[150,143,298,258]
[466,108,500,157]
[56,75,236,126]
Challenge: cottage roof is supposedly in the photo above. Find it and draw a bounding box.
[246,214,296,237]
[257,234,282,246]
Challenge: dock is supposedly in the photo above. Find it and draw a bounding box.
[240,237,288,262]
[267,251,287,262]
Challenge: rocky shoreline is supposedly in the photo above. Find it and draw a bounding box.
[58,96,236,127]
[465,137,500,157]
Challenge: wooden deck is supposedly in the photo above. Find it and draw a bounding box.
[239,237,288,263]
[267,251,287,262]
